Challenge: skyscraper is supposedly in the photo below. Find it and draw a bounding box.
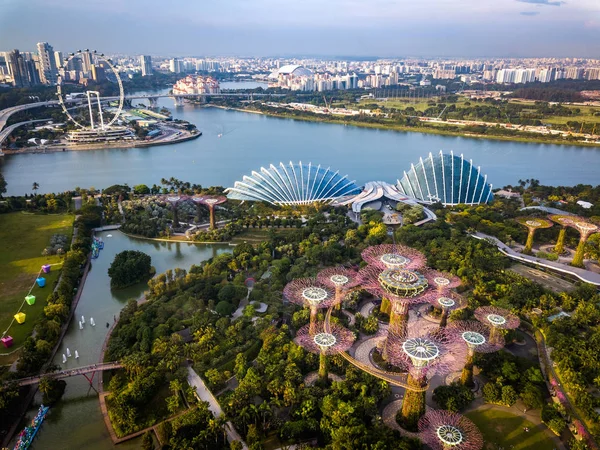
[36,42,58,85]
[54,51,64,70]
[169,58,181,73]
[6,49,29,87]
[140,55,153,76]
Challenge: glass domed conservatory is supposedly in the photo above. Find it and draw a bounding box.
[225,161,361,205]
[397,151,493,205]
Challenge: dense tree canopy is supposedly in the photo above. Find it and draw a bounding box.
[108,250,152,289]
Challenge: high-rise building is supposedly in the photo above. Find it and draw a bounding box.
[140,55,152,76]
[36,42,58,85]
[6,49,29,87]
[81,51,93,74]
[169,58,181,73]
[54,51,64,70]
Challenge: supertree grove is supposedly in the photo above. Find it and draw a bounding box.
[423,270,464,328]
[317,266,360,309]
[516,217,553,253]
[418,410,484,450]
[283,278,336,334]
[361,245,427,315]
[165,195,185,228]
[448,320,504,387]
[474,306,520,345]
[549,215,598,267]
[295,321,356,382]
[387,326,467,430]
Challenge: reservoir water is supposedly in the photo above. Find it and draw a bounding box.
[1,92,600,196]
[18,231,231,450]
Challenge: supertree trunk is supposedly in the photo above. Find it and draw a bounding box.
[173,208,180,228]
[554,227,566,254]
[461,349,475,387]
[400,372,427,431]
[335,286,342,310]
[196,204,202,223]
[389,301,409,336]
[209,205,216,230]
[439,307,449,328]
[524,229,535,253]
[309,307,318,335]
[318,351,328,381]
[572,237,586,267]
[380,296,391,315]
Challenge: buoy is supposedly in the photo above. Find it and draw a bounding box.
[66,348,71,357]
[107,234,112,238]
[81,315,85,324]
[90,317,95,327]
[74,350,79,359]
[62,354,67,364]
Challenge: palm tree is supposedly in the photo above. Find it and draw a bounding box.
[32,182,39,193]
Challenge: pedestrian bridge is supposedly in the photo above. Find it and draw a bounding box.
[12,362,123,387]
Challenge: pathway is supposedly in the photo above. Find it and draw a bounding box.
[359,301,376,317]
[186,366,248,449]
[303,371,343,386]
[342,310,355,326]
[14,362,122,387]
[471,232,600,286]
[381,400,420,439]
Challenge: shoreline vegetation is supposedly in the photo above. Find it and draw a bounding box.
[217,104,600,148]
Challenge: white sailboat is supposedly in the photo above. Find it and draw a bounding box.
[74,350,79,359]
[66,348,71,357]
[79,321,83,329]
[90,317,95,327]
[81,315,85,324]
[62,354,67,364]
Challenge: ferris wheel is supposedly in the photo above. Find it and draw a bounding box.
[56,50,125,130]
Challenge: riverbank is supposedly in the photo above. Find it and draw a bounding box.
[118,229,236,246]
[2,130,202,155]
[238,106,600,148]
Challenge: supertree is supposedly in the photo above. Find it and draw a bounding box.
[548,214,575,255]
[549,215,598,267]
[358,265,433,356]
[317,266,360,309]
[295,321,355,382]
[418,410,483,450]
[361,245,427,315]
[387,326,467,430]
[283,278,336,334]
[424,270,465,328]
[191,195,227,229]
[165,195,186,228]
[448,320,504,387]
[474,306,520,345]
[516,217,553,253]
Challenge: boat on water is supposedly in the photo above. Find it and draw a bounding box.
[13,404,50,450]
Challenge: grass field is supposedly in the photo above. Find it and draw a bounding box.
[465,407,557,450]
[231,227,297,244]
[0,212,74,356]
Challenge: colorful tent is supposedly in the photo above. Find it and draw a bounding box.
[14,312,26,324]
[42,265,51,274]
[25,295,36,305]
[36,277,46,287]
[1,336,13,348]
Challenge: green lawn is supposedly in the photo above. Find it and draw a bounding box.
[465,407,557,450]
[0,212,74,356]
[231,227,296,244]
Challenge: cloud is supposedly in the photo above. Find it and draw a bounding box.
[520,11,540,15]
[517,0,564,6]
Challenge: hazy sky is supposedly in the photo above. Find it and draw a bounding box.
[1,0,599,57]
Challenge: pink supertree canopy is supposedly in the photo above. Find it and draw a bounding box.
[426,291,467,313]
[447,320,505,354]
[361,244,427,271]
[295,322,356,355]
[191,195,227,207]
[424,269,462,292]
[283,278,337,309]
[358,264,430,302]
[386,325,467,381]
[474,306,520,330]
[418,410,484,450]
[317,266,361,293]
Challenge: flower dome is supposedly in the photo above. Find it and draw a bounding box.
[397,151,493,205]
[225,161,360,205]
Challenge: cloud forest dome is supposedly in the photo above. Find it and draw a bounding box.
[397,151,494,206]
[225,161,361,205]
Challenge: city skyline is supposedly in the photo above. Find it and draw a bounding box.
[0,0,599,58]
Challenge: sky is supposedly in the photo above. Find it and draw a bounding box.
[1,0,599,58]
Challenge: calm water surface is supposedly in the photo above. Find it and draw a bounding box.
[2,90,600,196]
[18,231,230,450]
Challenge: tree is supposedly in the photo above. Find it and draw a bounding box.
[141,431,154,450]
[108,250,152,289]
[215,300,234,317]
[501,385,518,406]
[0,172,6,195]
[133,184,150,195]
[432,383,475,412]
[547,417,566,436]
[32,181,39,193]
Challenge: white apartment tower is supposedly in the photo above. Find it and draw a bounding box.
[140,55,153,76]
[36,42,58,85]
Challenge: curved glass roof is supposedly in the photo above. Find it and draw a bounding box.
[225,161,361,205]
[397,151,493,205]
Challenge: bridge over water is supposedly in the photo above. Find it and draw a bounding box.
[13,361,123,387]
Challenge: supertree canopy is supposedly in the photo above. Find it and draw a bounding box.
[295,321,356,381]
[387,326,467,430]
[548,214,575,255]
[474,306,520,345]
[165,195,187,227]
[284,278,336,334]
[549,214,598,267]
[516,217,553,253]
[317,266,360,308]
[448,320,504,387]
[418,410,484,450]
[423,270,464,328]
[191,195,227,229]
